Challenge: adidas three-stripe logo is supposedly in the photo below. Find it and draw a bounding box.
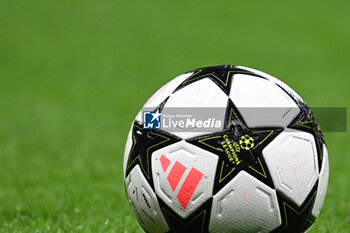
[160,154,204,210]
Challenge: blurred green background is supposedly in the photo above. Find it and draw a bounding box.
[0,0,349,232]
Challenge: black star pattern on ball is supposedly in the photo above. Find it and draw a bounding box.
[125,121,181,188]
[271,182,318,233]
[158,197,212,233]
[275,83,326,172]
[186,99,283,194]
[288,102,326,171]
[173,65,266,95]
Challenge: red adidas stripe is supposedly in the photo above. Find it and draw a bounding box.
[177,167,203,209]
[167,161,186,191]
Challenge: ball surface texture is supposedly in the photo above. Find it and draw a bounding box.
[123,65,329,233]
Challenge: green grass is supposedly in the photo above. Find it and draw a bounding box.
[0,0,349,232]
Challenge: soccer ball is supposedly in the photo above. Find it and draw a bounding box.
[123,65,329,233]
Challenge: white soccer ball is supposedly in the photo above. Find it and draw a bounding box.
[123,65,329,233]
